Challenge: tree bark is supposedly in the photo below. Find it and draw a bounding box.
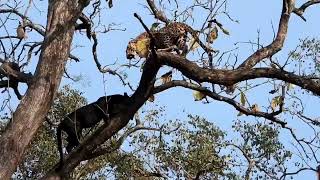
[0,0,87,179]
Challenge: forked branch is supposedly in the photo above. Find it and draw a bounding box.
[238,0,295,69]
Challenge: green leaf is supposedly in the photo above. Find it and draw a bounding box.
[221,27,230,35]
[150,22,161,31]
[240,91,246,106]
[192,90,206,101]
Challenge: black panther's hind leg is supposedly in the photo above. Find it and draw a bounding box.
[65,129,81,153]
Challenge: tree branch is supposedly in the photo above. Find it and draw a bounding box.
[154,80,287,127]
[157,52,320,96]
[86,125,162,160]
[0,8,81,62]
[237,0,294,69]
[146,0,169,24]
[44,52,161,178]
[293,0,320,21]
[0,61,32,84]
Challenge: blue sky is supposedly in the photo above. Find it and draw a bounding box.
[1,0,320,179]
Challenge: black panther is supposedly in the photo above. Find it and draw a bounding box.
[56,93,129,168]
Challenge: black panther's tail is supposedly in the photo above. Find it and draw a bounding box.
[56,125,64,170]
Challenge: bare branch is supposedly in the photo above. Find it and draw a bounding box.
[293,0,320,21]
[154,80,287,127]
[238,0,295,69]
[280,167,315,180]
[0,8,81,62]
[90,32,134,90]
[86,125,162,160]
[146,0,169,24]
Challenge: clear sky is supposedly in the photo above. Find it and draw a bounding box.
[1,0,320,179]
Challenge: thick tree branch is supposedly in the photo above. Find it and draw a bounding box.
[0,61,33,84]
[157,52,320,96]
[87,117,179,160]
[238,0,294,69]
[0,59,32,99]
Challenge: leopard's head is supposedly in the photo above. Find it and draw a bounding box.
[126,32,150,59]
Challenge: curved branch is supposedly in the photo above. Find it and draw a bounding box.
[90,33,134,90]
[0,61,32,84]
[86,125,162,160]
[293,0,320,21]
[237,0,294,69]
[280,167,315,180]
[0,9,46,35]
[0,8,80,62]
[157,52,320,96]
[154,80,287,127]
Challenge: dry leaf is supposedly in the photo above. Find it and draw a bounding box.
[189,37,200,51]
[193,90,206,101]
[17,24,26,39]
[108,0,113,8]
[221,27,230,35]
[286,83,295,91]
[148,94,155,102]
[161,71,172,84]
[271,96,282,111]
[207,26,218,43]
[240,91,246,106]
[251,104,260,113]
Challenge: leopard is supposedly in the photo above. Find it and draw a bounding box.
[126,22,211,59]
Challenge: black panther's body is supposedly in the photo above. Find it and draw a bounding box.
[56,93,130,168]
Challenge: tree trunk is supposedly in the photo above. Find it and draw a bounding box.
[0,0,87,179]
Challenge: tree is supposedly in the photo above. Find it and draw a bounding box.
[15,85,87,179]
[0,0,320,179]
[15,85,151,179]
[15,86,292,179]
